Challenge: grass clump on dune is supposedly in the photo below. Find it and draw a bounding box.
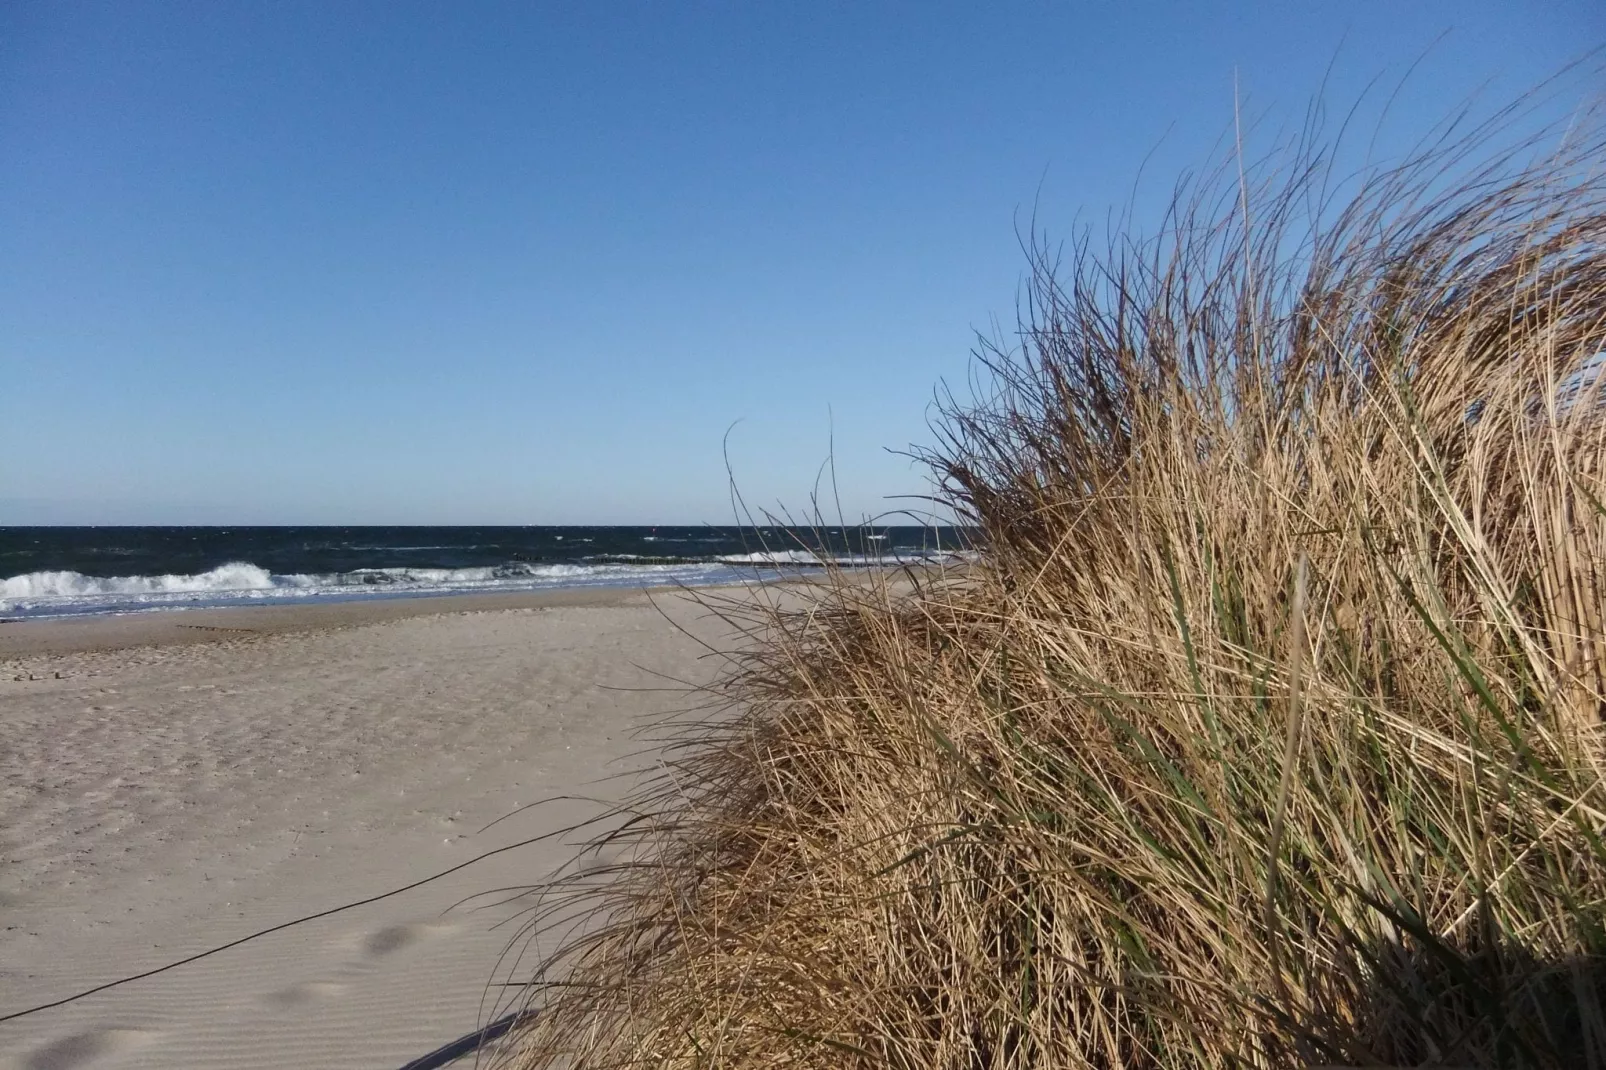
[507,96,1606,1068]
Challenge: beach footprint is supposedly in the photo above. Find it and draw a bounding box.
[260,979,348,1009]
[23,1027,153,1070]
[357,919,459,960]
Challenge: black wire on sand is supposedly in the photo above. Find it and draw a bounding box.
[396,1010,533,1070]
[0,830,562,1026]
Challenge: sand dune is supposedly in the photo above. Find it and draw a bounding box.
[0,588,741,1070]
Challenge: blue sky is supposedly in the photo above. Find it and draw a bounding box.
[3,2,1600,525]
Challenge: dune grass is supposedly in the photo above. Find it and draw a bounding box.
[504,95,1606,1068]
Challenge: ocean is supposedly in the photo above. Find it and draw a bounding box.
[0,525,967,619]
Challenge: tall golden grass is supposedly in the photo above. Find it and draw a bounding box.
[506,96,1606,1068]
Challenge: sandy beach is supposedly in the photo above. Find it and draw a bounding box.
[0,587,745,1070]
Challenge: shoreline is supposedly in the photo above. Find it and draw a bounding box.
[0,582,757,658]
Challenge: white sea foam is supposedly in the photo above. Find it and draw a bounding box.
[0,559,738,619]
[717,549,976,566]
[0,549,977,620]
[717,550,825,564]
[2,562,282,600]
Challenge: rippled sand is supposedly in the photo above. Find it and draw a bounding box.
[0,587,741,1070]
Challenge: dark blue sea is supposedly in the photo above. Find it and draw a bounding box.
[0,526,967,619]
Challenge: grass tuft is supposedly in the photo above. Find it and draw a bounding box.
[504,92,1606,1069]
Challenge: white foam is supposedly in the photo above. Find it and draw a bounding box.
[717,549,975,567]
[717,550,825,565]
[2,562,280,600]
[0,560,739,619]
[0,550,977,620]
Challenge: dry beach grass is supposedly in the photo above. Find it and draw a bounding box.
[505,96,1606,1068]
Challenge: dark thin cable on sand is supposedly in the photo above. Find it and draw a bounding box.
[394,1009,532,1070]
[0,831,559,1026]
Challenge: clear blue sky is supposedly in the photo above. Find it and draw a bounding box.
[3,2,1600,525]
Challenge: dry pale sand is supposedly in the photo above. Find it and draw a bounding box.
[0,586,754,1070]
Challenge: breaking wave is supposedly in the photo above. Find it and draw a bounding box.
[3,562,283,599]
[0,559,732,618]
[0,548,975,620]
